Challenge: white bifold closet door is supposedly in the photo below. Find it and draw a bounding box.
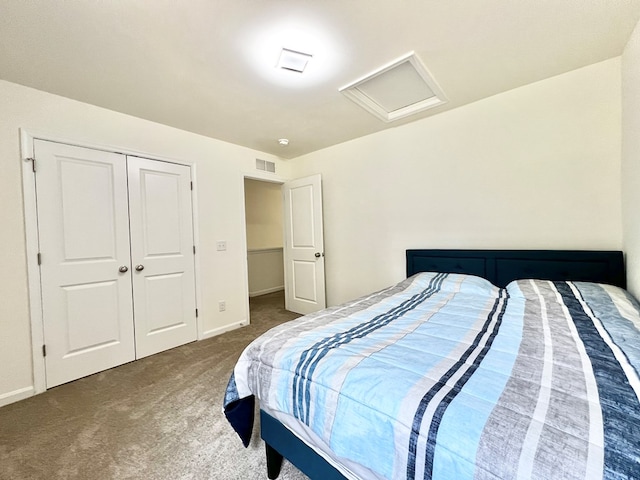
[34,140,197,388]
[127,156,197,359]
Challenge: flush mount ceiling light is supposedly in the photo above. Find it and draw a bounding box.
[339,52,447,123]
[244,18,343,88]
[278,138,290,146]
[277,48,313,73]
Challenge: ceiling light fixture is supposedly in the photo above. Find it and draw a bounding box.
[278,138,290,146]
[277,48,312,73]
[243,18,343,88]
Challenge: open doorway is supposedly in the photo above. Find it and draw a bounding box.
[243,173,327,321]
[243,178,286,316]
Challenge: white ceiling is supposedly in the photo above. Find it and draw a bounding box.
[1,1,639,159]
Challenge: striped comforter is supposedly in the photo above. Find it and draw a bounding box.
[224,273,640,479]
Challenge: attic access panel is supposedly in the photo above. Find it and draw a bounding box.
[339,52,447,123]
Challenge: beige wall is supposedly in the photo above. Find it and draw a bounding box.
[244,179,283,250]
[290,59,623,306]
[0,79,291,404]
[247,249,285,296]
[622,19,640,299]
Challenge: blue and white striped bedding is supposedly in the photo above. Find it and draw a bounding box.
[224,272,640,479]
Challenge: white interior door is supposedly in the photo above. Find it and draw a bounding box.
[127,157,197,358]
[34,140,136,388]
[283,174,326,314]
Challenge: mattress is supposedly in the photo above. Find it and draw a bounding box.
[224,272,640,479]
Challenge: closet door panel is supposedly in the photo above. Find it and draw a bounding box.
[34,140,135,388]
[127,157,197,358]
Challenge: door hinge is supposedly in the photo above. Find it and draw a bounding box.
[195,308,199,318]
[37,252,42,265]
[190,181,193,191]
[193,245,196,254]
[27,157,36,172]
[42,345,47,357]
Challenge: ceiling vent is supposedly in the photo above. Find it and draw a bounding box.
[256,158,276,173]
[339,52,447,123]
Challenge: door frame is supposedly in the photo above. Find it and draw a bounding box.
[240,172,287,326]
[20,129,202,394]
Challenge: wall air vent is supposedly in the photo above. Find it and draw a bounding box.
[339,52,447,123]
[256,158,276,173]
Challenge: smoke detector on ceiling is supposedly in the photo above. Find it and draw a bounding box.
[339,52,447,122]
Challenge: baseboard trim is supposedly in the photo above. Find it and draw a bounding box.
[201,320,248,340]
[0,386,35,408]
[249,286,284,298]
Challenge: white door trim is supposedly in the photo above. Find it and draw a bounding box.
[20,129,202,395]
[20,131,46,395]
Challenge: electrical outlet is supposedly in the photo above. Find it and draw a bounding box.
[218,301,226,312]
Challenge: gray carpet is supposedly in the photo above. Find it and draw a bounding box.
[0,292,310,480]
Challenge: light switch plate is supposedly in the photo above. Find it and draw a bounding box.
[216,241,227,251]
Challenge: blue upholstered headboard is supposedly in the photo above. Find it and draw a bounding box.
[406,249,626,289]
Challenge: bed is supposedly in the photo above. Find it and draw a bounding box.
[224,249,639,479]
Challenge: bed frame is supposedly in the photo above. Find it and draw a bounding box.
[261,249,626,479]
[406,249,625,288]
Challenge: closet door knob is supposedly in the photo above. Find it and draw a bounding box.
[119,266,129,273]
[135,264,145,272]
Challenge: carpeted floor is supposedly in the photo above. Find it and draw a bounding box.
[0,291,310,480]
